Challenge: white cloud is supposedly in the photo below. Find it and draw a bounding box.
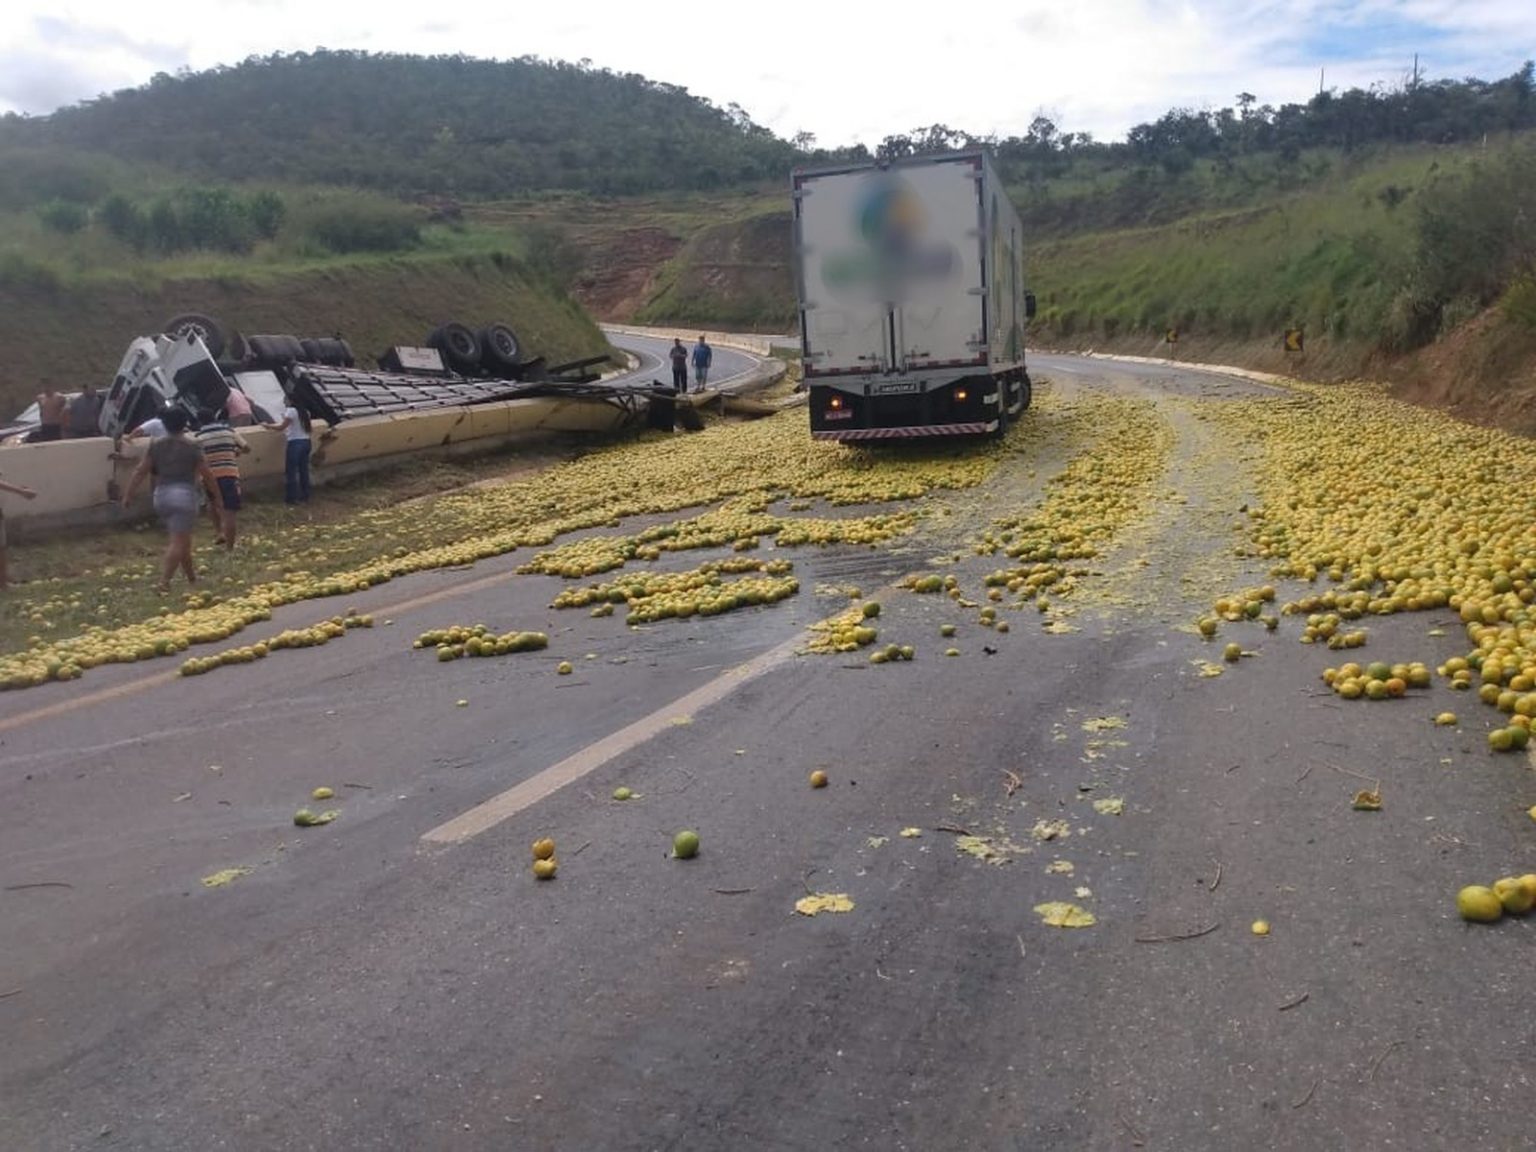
[0,0,1530,145]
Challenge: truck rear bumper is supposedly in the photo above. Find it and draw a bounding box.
[812,420,996,441]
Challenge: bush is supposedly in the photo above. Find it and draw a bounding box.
[98,193,147,248]
[37,199,88,234]
[248,190,286,239]
[298,198,421,253]
[178,187,255,253]
[1503,277,1536,331]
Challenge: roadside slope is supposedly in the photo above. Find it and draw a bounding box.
[0,254,609,411]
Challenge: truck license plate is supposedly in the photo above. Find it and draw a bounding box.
[872,381,921,395]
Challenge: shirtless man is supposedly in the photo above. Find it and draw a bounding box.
[36,388,67,441]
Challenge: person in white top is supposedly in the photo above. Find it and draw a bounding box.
[127,415,169,440]
[264,402,313,504]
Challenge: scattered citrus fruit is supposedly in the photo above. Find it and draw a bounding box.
[1493,876,1535,915]
[532,858,557,880]
[532,838,556,860]
[1457,885,1504,922]
[672,830,700,859]
[612,786,632,801]
[1251,920,1270,936]
[311,786,334,801]
[809,770,828,788]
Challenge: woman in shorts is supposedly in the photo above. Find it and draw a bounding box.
[122,408,223,592]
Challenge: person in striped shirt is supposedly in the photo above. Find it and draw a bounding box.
[196,408,250,550]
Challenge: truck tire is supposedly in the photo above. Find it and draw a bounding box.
[315,337,355,367]
[428,323,482,375]
[479,323,522,373]
[248,334,304,365]
[161,313,227,360]
[1018,372,1033,411]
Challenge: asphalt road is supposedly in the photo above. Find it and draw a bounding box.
[602,331,760,393]
[3,354,1534,1151]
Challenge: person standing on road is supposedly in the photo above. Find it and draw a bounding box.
[35,388,66,441]
[691,337,713,392]
[668,338,689,392]
[266,401,313,504]
[120,408,222,593]
[0,474,39,590]
[196,407,249,549]
[66,384,104,438]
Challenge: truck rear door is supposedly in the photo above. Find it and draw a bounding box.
[795,156,984,380]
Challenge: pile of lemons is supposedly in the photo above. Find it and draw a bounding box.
[964,396,1174,609]
[806,600,882,655]
[180,612,373,677]
[413,624,550,662]
[1318,659,1433,701]
[1202,385,1536,737]
[517,504,916,581]
[550,557,797,623]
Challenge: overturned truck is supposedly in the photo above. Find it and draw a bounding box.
[101,314,623,438]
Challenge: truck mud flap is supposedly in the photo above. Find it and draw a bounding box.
[813,420,996,441]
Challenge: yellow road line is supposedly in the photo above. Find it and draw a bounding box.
[0,567,514,736]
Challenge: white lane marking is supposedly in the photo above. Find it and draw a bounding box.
[419,628,805,845]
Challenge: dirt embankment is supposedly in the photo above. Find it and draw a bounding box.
[1040,311,1536,437]
[0,254,610,415]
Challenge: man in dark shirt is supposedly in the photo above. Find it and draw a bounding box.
[66,384,103,438]
[668,338,688,392]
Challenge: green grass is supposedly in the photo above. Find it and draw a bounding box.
[1028,151,1452,351]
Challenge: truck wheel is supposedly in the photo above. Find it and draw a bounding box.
[1018,373,1033,411]
[428,323,482,375]
[162,313,227,360]
[478,323,522,373]
[315,337,355,367]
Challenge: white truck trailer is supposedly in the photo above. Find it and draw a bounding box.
[792,150,1035,440]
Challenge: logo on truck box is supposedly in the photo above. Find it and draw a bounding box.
[821,174,957,301]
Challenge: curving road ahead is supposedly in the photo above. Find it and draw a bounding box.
[602,330,763,392]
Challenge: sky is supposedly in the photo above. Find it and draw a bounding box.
[0,1,1531,146]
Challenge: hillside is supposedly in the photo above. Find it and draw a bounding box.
[0,51,796,198]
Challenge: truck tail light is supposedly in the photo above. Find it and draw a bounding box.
[955,388,968,402]
[829,395,843,410]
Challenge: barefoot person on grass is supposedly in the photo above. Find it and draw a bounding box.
[121,408,223,592]
[0,475,39,589]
